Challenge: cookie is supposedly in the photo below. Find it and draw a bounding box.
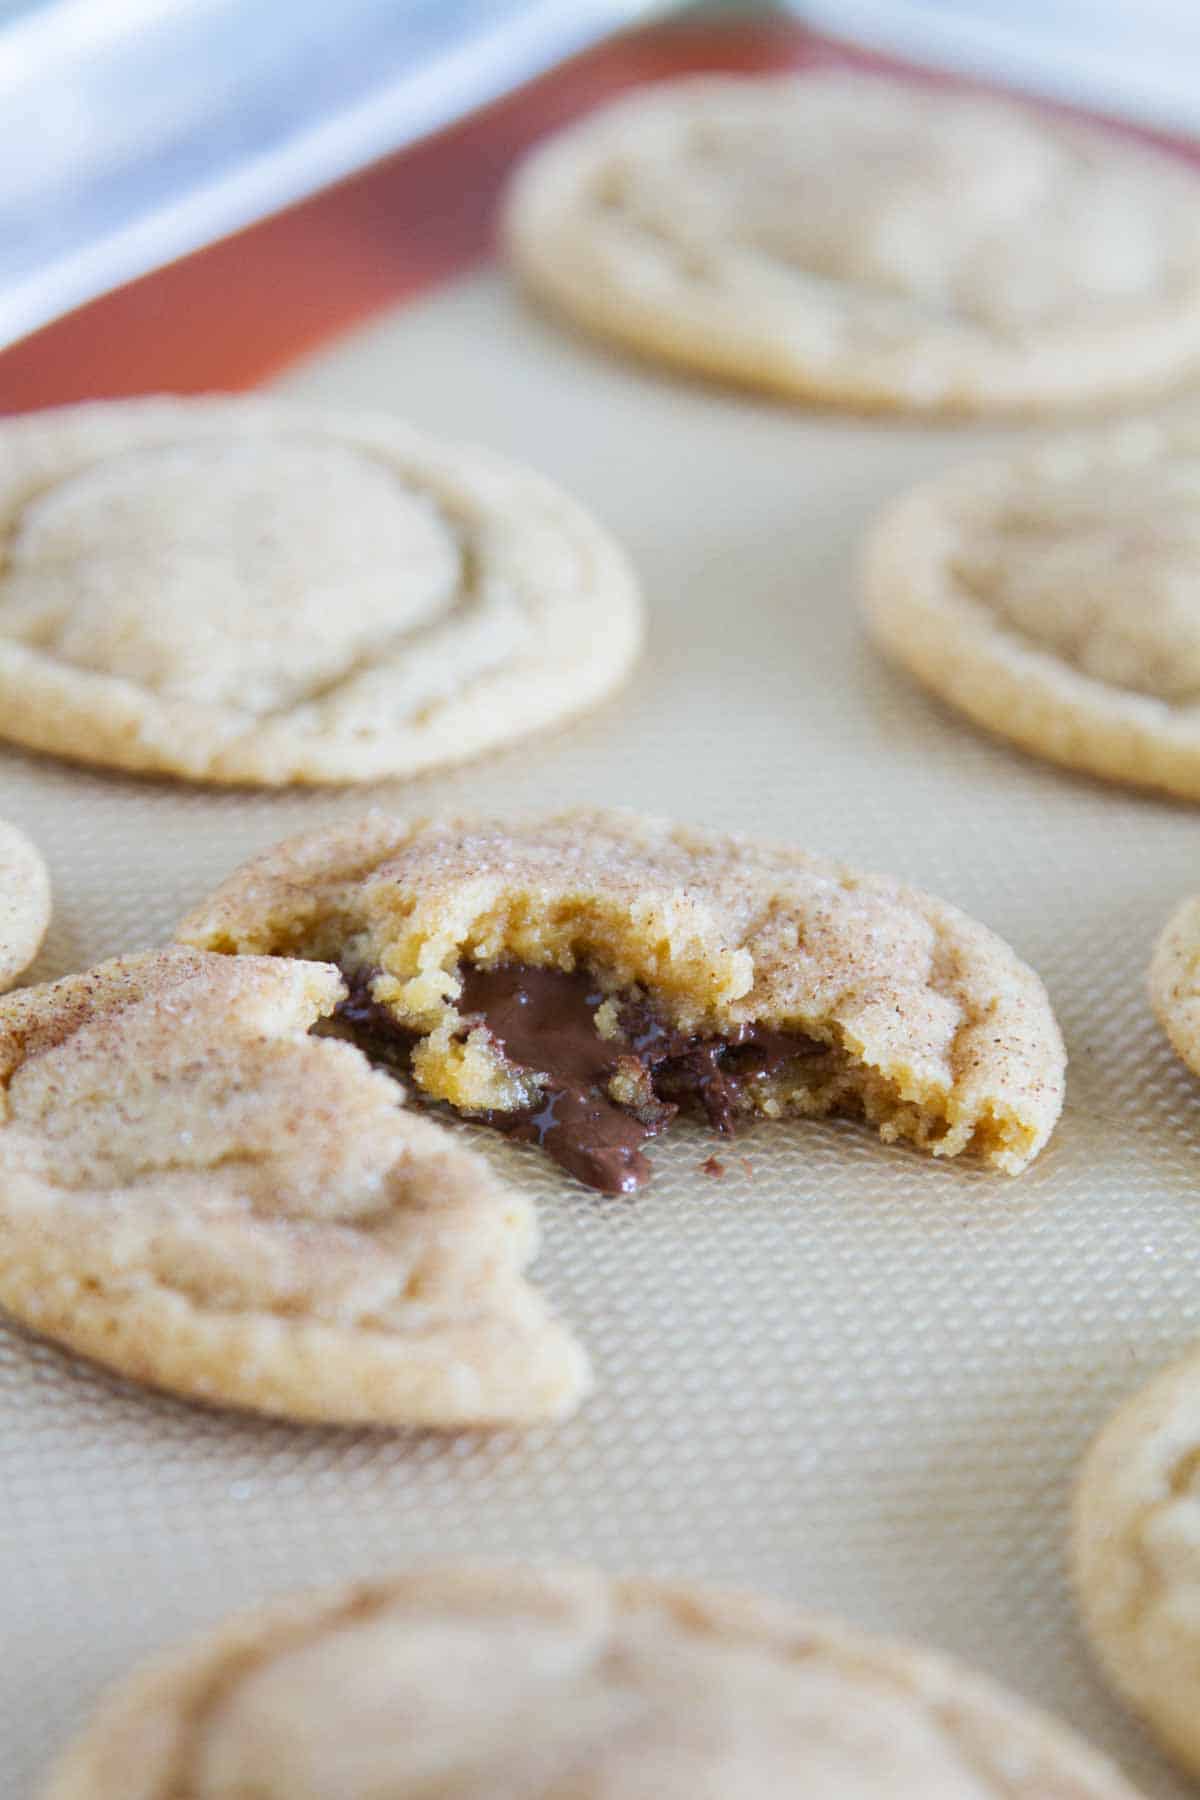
[41,1561,1147,1798]
[0,949,587,1426]
[1073,1346,1200,1777]
[1149,894,1200,1076]
[864,421,1200,799]
[0,398,642,785]
[502,72,1200,415]
[178,810,1065,1189]
[0,817,50,992]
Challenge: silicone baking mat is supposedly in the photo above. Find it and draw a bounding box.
[4,21,1200,1798]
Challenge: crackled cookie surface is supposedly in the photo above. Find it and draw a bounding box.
[0,949,587,1425]
[179,811,1065,1188]
[864,421,1200,798]
[43,1563,1147,1799]
[503,72,1200,414]
[0,398,641,784]
[0,818,49,992]
[1073,1347,1200,1777]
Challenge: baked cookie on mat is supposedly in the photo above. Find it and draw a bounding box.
[0,817,49,992]
[0,398,641,785]
[864,421,1200,799]
[0,949,587,1426]
[41,1562,1148,1799]
[178,810,1065,1191]
[1150,894,1200,1076]
[503,72,1200,415]
[1073,1345,1200,1778]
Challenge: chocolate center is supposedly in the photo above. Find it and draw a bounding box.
[336,963,822,1196]
[334,972,419,1073]
[457,965,654,1195]
[458,965,820,1196]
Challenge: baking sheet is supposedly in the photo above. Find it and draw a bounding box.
[3,268,1200,1797]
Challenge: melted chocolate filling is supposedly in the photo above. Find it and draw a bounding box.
[456,965,656,1195]
[335,970,420,1075]
[336,963,822,1196]
[459,965,820,1195]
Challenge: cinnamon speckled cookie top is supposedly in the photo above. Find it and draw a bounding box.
[41,1564,1147,1799]
[0,398,642,785]
[864,420,1200,799]
[179,810,1065,1176]
[503,72,1200,414]
[0,817,49,992]
[0,949,587,1426]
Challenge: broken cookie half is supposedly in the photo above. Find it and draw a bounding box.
[178,811,1066,1192]
[0,949,588,1426]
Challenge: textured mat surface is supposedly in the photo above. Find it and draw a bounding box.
[3,271,1198,1796]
